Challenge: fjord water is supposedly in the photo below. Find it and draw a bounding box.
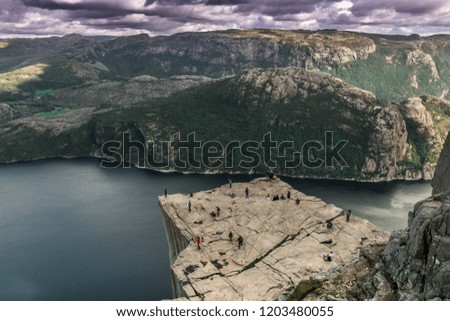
[0,159,431,300]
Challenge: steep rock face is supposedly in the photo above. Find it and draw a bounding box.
[160,207,191,298]
[400,97,444,180]
[233,67,377,105]
[231,68,412,180]
[371,132,450,300]
[300,242,391,301]
[86,30,376,77]
[402,97,436,136]
[432,133,450,195]
[227,68,428,181]
[361,103,408,179]
[375,193,450,300]
[298,133,450,301]
[0,103,16,120]
[421,95,450,112]
[406,50,439,79]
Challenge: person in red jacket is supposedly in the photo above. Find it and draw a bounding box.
[195,236,201,250]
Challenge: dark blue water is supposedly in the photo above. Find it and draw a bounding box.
[0,158,431,300]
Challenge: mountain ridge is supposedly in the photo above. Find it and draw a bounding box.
[0,66,448,181]
[2,29,450,101]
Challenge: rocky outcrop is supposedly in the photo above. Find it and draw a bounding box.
[84,30,376,78]
[159,177,388,300]
[361,103,408,179]
[0,103,16,120]
[372,191,450,300]
[161,208,191,297]
[229,68,442,181]
[363,132,450,300]
[233,67,377,105]
[432,133,450,195]
[406,50,440,80]
[400,97,445,180]
[297,133,450,301]
[300,242,391,301]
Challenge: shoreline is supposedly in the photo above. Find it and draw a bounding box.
[0,155,432,185]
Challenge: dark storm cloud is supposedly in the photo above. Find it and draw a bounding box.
[350,0,448,16]
[19,0,132,19]
[19,0,214,20]
[83,17,184,33]
[145,0,344,16]
[2,0,450,37]
[20,0,342,18]
[231,0,343,16]
[21,0,121,12]
[144,0,246,5]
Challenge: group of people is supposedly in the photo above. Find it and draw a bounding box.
[270,190,290,201]
[323,209,353,261]
[194,231,244,251]
[170,186,351,262]
[324,251,334,262]
[266,191,300,205]
[209,206,221,218]
[228,232,244,249]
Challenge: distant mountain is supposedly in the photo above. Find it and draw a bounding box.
[1,30,450,101]
[0,30,449,181]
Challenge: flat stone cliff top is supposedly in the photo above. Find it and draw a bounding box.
[159,177,388,301]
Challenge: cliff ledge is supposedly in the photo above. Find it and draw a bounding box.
[159,177,388,300]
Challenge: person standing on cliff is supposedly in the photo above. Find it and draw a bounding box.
[228,231,233,243]
[216,206,220,216]
[287,191,291,199]
[228,179,232,188]
[164,187,167,197]
[245,187,249,198]
[238,235,243,249]
[188,200,192,212]
[346,210,352,222]
[195,236,201,250]
[324,251,334,262]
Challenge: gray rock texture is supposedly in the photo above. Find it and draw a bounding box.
[432,132,450,196]
[369,131,450,300]
[375,194,450,300]
[0,103,16,120]
[159,177,388,300]
[298,132,450,301]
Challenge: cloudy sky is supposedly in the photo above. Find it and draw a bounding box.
[1,0,450,37]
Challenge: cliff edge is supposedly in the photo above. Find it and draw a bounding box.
[159,177,388,300]
[432,133,450,196]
